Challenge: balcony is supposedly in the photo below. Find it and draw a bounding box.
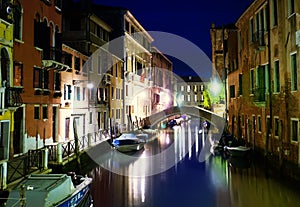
[252,30,266,51]
[253,87,266,102]
[5,87,23,108]
[102,74,111,85]
[42,47,70,72]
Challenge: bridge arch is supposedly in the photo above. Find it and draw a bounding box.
[147,105,225,130]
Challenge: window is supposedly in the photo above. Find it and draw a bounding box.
[200,85,204,91]
[82,60,87,73]
[54,72,60,91]
[115,64,118,78]
[62,52,72,69]
[181,85,184,91]
[42,105,48,119]
[13,2,22,40]
[274,60,280,93]
[116,88,120,100]
[89,112,93,124]
[34,16,41,48]
[65,118,70,140]
[266,116,271,135]
[74,57,80,73]
[291,53,297,91]
[75,86,80,101]
[258,116,261,132]
[241,115,245,127]
[34,67,42,88]
[83,87,86,101]
[116,109,121,119]
[272,0,278,26]
[14,62,23,87]
[111,87,114,99]
[239,74,243,96]
[291,119,298,142]
[34,105,40,119]
[111,108,114,119]
[33,67,49,89]
[89,88,95,101]
[288,0,295,16]
[256,65,267,96]
[250,69,255,94]
[229,85,235,98]
[64,84,71,100]
[274,117,279,137]
[187,85,190,92]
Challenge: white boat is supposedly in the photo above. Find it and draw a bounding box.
[5,173,93,207]
[112,133,146,152]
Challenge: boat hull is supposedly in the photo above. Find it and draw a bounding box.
[224,146,251,157]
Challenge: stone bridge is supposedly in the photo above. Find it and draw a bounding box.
[147,105,225,129]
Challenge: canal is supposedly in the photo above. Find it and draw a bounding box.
[85,120,300,207]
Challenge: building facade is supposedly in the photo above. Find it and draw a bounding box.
[223,0,300,168]
[150,47,173,114]
[12,0,66,152]
[94,5,154,130]
[175,76,205,108]
[62,0,123,134]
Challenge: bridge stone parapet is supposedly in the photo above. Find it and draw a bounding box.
[148,105,225,129]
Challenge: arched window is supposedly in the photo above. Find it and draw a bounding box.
[34,13,41,47]
[1,48,10,87]
[13,0,23,40]
[55,25,62,61]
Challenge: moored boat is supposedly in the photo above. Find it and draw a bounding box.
[224,146,251,157]
[5,173,93,207]
[112,133,146,152]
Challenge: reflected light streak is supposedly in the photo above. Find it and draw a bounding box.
[174,127,178,172]
[188,125,192,159]
[195,125,199,154]
[181,126,185,157]
[128,157,147,205]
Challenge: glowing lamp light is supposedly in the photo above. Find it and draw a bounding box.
[87,83,94,89]
[210,78,221,96]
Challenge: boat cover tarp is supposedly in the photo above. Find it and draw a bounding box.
[6,174,75,207]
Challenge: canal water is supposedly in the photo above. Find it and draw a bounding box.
[86,120,300,207]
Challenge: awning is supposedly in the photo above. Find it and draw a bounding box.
[42,60,70,72]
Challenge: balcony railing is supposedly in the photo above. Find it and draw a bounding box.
[254,87,266,102]
[252,30,266,50]
[42,47,70,71]
[5,87,23,107]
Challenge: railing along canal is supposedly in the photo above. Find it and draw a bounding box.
[46,130,108,164]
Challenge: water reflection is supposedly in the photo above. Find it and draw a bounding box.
[87,121,300,207]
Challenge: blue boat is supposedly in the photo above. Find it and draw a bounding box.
[5,173,93,207]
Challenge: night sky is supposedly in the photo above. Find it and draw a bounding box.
[93,0,254,76]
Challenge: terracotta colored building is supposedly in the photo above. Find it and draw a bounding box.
[13,0,66,151]
[150,47,173,113]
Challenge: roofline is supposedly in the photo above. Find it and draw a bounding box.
[126,10,154,42]
[151,46,173,65]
